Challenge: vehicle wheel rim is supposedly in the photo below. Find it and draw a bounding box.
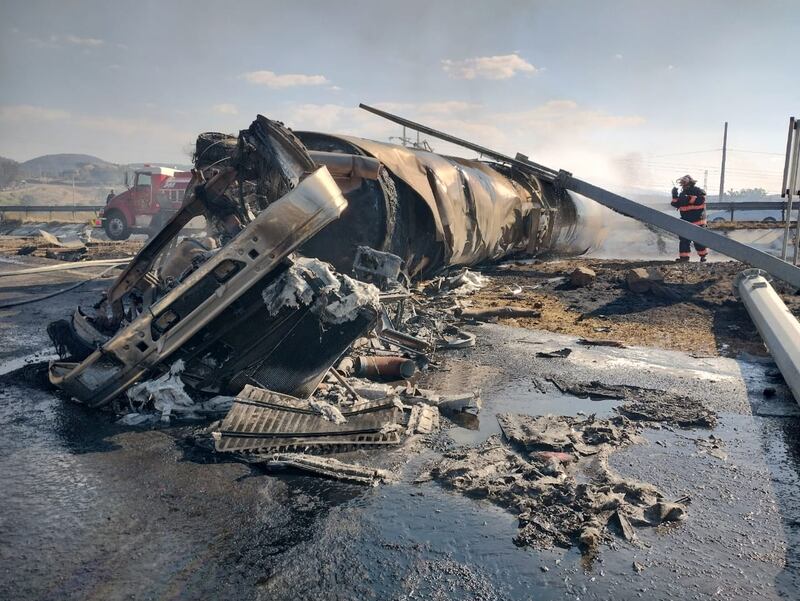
[108,217,124,236]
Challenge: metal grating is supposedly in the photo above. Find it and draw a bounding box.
[214,385,402,453]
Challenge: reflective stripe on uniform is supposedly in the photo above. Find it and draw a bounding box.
[679,205,706,212]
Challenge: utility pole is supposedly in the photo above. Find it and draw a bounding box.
[703,169,708,191]
[780,117,795,259]
[719,122,729,219]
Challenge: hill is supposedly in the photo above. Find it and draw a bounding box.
[19,153,124,185]
[20,153,117,176]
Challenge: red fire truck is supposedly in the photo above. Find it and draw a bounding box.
[97,166,191,240]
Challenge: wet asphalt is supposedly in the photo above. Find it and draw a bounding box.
[1,264,799,600]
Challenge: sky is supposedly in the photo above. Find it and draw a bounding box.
[1,0,798,193]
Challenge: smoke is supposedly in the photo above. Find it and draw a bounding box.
[551,191,612,256]
[586,211,676,259]
[549,189,677,260]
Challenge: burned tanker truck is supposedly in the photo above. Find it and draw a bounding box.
[47,114,604,407]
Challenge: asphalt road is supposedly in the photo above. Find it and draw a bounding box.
[1,257,799,600]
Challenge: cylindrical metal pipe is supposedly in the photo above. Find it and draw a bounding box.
[736,269,800,404]
[354,355,417,381]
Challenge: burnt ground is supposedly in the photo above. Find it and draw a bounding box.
[1,249,800,600]
[0,234,143,261]
[470,258,800,357]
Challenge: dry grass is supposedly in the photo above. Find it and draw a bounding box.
[0,183,109,206]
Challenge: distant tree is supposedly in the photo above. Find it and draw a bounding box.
[727,187,768,199]
[0,157,19,187]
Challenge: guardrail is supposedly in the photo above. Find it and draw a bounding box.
[705,201,789,211]
[0,204,104,223]
[0,205,105,212]
[704,201,796,223]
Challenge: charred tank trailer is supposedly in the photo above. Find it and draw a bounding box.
[195,129,606,279]
[47,113,601,408]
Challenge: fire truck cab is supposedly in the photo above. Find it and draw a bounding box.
[98,166,191,240]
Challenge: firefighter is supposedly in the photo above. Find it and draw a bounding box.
[670,174,708,262]
[106,189,115,204]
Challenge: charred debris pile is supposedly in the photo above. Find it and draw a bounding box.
[425,414,692,556]
[41,114,698,554]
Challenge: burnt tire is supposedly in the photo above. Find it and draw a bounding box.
[104,210,130,240]
[194,132,237,168]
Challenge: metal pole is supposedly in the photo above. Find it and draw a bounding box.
[703,169,708,191]
[791,121,800,264]
[795,121,800,199]
[736,269,800,404]
[781,117,795,259]
[719,122,729,219]
[781,117,795,198]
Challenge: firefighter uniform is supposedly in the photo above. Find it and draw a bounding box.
[670,184,708,261]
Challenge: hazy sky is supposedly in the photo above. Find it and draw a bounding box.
[1,0,798,192]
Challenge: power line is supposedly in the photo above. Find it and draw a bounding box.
[646,149,721,158]
[612,159,778,176]
[646,148,784,159]
[614,155,779,170]
[727,148,785,156]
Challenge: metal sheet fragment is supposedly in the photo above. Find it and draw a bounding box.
[260,453,392,485]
